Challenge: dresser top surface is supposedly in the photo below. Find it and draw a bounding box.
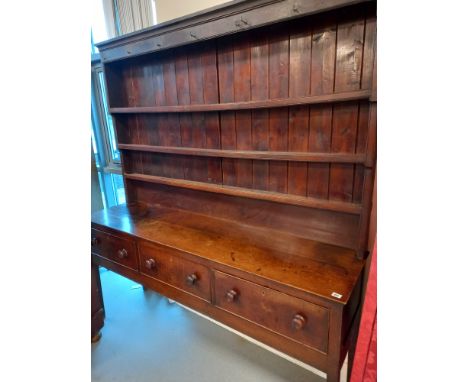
[92,203,364,304]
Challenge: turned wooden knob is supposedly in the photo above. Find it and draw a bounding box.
[91,237,98,246]
[145,258,156,270]
[226,289,239,302]
[292,314,306,330]
[186,273,198,285]
[117,248,128,259]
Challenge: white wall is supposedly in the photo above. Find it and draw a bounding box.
[155,0,230,23]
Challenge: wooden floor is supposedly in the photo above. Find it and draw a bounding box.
[91,269,349,382]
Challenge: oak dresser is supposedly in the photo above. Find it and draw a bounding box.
[92,1,377,381]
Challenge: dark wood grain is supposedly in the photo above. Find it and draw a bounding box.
[268,28,289,193]
[357,102,376,258]
[132,58,155,107]
[155,55,184,179]
[152,57,166,106]
[118,144,366,163]
[124,173,362,214]
[109,90,370,113]
[162,53,182,150]
[334,10,365,92]
[352,102,370,203]
[93,252,329,371]
[201,45,223,184]
[175,48,191,181]
[307,15,337,200]
[121,65,136,107]
[214,270,329,352]
[328,103,359,202]
[218,37,237,187]
[308,105,332,199]
[91,228,138,271]
[95,3,376,381]
[250,30,270,190]
[288,21,311,196]
[92,203,364,303]
[187,46,208,182]
[131,181,360,250]
[91,261,104,341]
[139,240,211,301]
[310,15,337,97]
[96,0,373,63]
[233,36,253,188]
[361,4,377,91]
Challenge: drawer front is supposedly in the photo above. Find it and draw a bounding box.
[214,271,329,353]
[91,228,138,271]
[139,241,211,302]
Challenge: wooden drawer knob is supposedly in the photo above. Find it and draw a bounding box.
[226,289,239,303]
[186,273,198,285]
[91,237,98,246]
[117,249,128,259]
[145,258,156,270]
[292,314,306,330]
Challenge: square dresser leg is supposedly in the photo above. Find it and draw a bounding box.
[91,262,105,342]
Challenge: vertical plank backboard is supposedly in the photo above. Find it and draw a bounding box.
[308,16,336,199]
[268,27,289,193]
[175,48,191,181]
[105,2,376,256]
[218,38,237,187]
[187,46,207,185]
[329,103,359,202]
[233,36,253,188]
[202,45,222,184]
[288,20,311,196]
[250,30,269,190]
[308,105,332,199]
[331,10,365,203]
[334,12,365,92]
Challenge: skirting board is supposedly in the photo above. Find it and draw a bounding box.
[176,300,349,380]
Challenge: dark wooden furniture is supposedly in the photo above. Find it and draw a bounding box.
[91,262,105,342]
[92,1,376,381]
[91,150,105,342]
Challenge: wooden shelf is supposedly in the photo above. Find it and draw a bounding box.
[124,173,362,214]
[118,144,366,163]
[110,90,370,114]
[92,203,363,303]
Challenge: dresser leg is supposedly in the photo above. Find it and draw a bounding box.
[91,262,105,342]
[347,339,357,381]
[326,365,341,382]
[91,331,102,343]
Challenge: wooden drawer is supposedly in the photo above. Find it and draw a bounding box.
[214,271,329,353]
[91,228,138,271]
[139,241,211,302]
